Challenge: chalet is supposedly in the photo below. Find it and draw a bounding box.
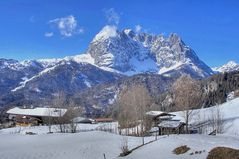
[146,111,185,135]
[7,107,67,126]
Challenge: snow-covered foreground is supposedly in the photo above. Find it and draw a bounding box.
[0,131,239,159]
[1,98,239,159]
[0,131,154,159]
[124,134,239,159]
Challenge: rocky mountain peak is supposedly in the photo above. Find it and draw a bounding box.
[227,61,238,67]
[85,26,214,77]
[212,60,239,73]
[168,33,181,43]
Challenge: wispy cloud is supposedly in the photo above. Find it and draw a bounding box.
[104,8,120,25]
[44,32,54,37]
[135,25,142,33]
[29,16,36,23]
[48,15,83,37]
[78,27,85,34]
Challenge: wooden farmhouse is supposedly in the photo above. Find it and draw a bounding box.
[146,111,185,135]
[7,107,67,126]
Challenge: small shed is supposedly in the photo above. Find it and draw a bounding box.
[158,120,185,135]
[146,111,185,135]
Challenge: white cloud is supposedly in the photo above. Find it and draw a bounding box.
[49,15,83,37]
[104,8,120,25]
[44,32,54,37]
[135,25,142,33]
[78,27,84,34]
[29,16,35,23]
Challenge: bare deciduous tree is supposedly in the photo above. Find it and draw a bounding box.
[172,75,202,133]
[52,92,68,133]
[208,104,225,134]
[50,92,83,133]
[116,85,152,144]
[120,136,129,156]
[43,107,54,133]
[66,101,83,133]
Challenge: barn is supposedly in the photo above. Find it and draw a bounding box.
[7,107,68,126]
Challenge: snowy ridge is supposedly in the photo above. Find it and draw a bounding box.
[212,61,239,73]
[9,54,121,92]
[92,25,118,42]
[0,59,41,70]
[11,61,64,92]
[158,62,184,74]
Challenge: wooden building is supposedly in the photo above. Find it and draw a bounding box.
[7,107,68,126]
[147,111,185,135]
[158,120,185,135]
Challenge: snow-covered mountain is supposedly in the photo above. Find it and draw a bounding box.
[86,25,214,77]
[0,25,216,110]
[1,26,214,94]
[0,57,122,108]
[212,61,239,73]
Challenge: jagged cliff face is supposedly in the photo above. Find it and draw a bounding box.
[86,25,214,78]
[86,26,156,74]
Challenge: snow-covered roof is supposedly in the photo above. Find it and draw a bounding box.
[72,117,95,123]
[146,111,175,117]
[7,107,67,117]
[149,127,159,133]
[158,120,183,128]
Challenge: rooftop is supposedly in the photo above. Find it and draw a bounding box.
[7,107,67,117]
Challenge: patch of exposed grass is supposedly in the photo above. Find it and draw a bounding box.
[173,145,190,155]
[207,147,239,159]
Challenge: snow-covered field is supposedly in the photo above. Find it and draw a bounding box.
[1,98,239,159]
[123,134,239,159]
[0,131,153,159]
[172,97,239,136]
[0,130,239,159]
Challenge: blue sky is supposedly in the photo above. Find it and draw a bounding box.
[0,0,239,67]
